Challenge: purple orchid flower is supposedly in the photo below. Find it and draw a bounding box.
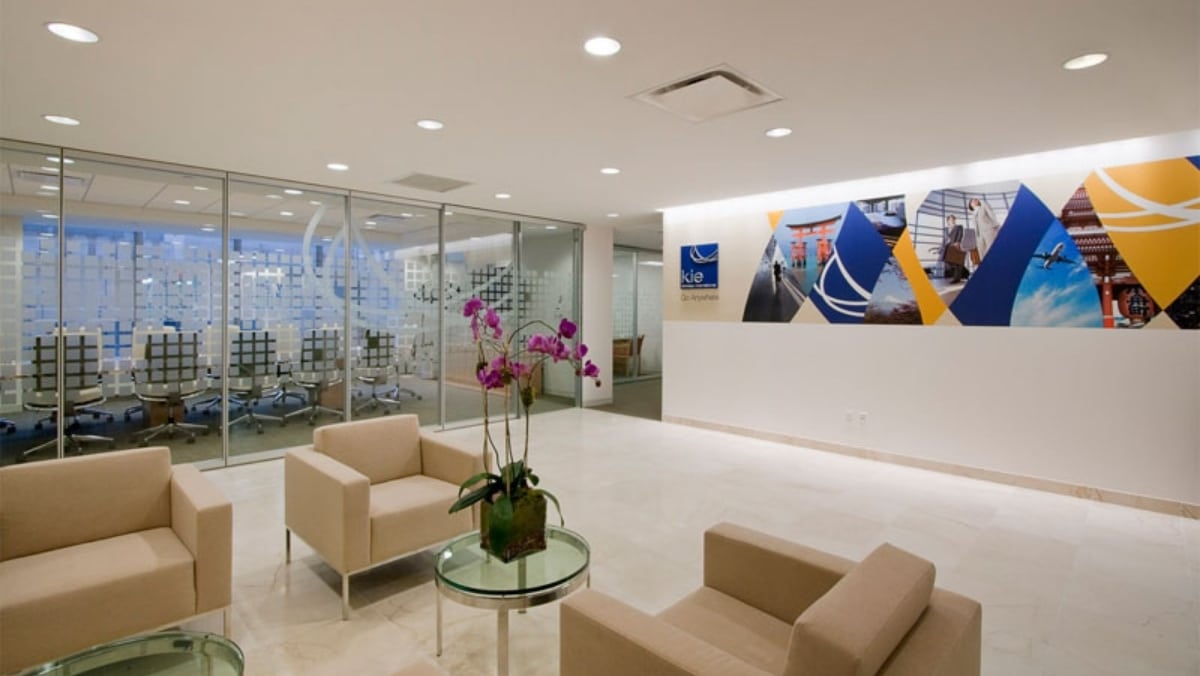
[558,318,577,339]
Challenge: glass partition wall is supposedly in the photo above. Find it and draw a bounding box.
[0,141,582,467]
[611,247,662,382]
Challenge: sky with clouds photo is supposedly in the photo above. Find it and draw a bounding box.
[1010,224,1103,328]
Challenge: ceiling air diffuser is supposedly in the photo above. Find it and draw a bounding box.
[632,64,783,122]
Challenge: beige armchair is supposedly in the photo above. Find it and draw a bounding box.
[0,447,232,674]
[284,414,483,619]
[561,523,981,676]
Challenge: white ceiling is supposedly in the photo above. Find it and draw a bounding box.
[2,0,1197,251]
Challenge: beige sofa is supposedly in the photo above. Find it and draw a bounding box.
[0,447,233,674]
[285,415,483,619]
[561,523,981,676]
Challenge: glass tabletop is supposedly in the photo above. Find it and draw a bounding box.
[436,526,589,598]
[19,631,244,676]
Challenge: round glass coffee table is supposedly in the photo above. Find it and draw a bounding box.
[435,526,589,676]
[18,631,243,675]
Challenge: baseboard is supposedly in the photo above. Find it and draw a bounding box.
[663,415,1199,520]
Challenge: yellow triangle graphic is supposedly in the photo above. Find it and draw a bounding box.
[1145,312,1181,330]
[892,229,947,324]
[792,299,828,324]
[768,211,784,231]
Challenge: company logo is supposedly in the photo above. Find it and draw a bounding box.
[681,243,718,289]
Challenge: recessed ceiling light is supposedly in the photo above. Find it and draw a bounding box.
[40,184,59,191]
[400,212,414,218]
[280,211,294,216]
[600,167,621,175]
[606,212,620,218]
[495,193,511,199]
[42,214,58,219]
[45,156,74,164]
[321,236,333,242]
[43,114,80,126]
[230,211,245,217]
[41,166,59,173]
[765,127,793,138]
[266,194,283,200]
[200,226,216,232]
[326,162,349,171]
[365,220,377,226]
[173,199,191,205]
[545,225,559,230]
[1063,53,1108,70]
[193,185,210,191]
[444,210,454,216]
[284,188,303,195]
[46,22,99,44]
[416,119,445,131]
[309,200,322,205]
[584,36,621,57]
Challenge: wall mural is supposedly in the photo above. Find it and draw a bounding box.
[741,156,1200,328]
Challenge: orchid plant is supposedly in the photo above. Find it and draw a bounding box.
[448,297,600,531]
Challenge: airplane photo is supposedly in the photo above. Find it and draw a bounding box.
[1031,242,1077,270]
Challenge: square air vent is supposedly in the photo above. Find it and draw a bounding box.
[632,64,783,122]
[393,173,472,193]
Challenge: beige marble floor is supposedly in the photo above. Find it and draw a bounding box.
[196,408,1200,676]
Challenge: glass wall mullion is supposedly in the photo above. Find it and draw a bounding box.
[55,147,65,460]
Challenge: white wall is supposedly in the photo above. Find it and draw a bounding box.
[662,130,1200,505]
[582,224,614,406]
[664,322,1200,504]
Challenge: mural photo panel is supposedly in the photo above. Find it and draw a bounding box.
[743,201,851,322]
[742,196,904,324]
[1164,275,1200,329]
[1059,183,1161,328]
[1082,156,1200,326]
[910,182,1021,305]
[730,155,1198,330]
[1010,224,1103,328]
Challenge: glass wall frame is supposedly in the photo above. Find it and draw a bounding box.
[612,246,662,383]
[0,139,583,468]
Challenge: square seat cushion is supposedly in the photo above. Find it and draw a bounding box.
[0,527,195,672]
[369,475,472,563]
[659,586,793,675]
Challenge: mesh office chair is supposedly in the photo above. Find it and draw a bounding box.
[352,330,402,415]
[227,330,283,434]
[131,331,211,445]
[123,325,178,423]
[270,324,306,409]
[21,330,116,458]
[285,328,344,425]
[194,324,234,416]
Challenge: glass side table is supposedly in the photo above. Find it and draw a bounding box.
[435,526,590,676]
[18,631,244,676]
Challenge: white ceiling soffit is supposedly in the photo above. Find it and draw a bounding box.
[633,64,783,123]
